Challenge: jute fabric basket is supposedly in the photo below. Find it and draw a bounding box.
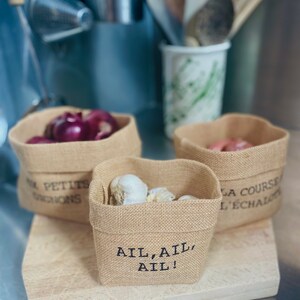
[89,157,222,285]
[9,106,142,223]
[174,114,289,231]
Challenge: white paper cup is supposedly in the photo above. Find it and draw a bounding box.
[161,42,231,138]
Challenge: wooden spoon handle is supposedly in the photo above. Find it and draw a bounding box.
[230,0,262,38]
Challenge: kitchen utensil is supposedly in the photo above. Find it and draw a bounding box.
[146,0,185,45]
[0,110,8,147]
[161,41,230,138]
[230,0,262,38]
[15,5,52,115]
[22,95,66,117]
[29,0,94,43]
[186,0,234,46]
[85,0,143,23]
[183,0,208,24]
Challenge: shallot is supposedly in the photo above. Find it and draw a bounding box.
[208,138,253,152]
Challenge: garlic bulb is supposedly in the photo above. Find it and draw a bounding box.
[147,187,175,203]
[177,195,198,201]
[110,174,148,205]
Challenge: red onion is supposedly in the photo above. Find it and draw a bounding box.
[26,136,54,144]
[84,110,118,140]
[30,109,118,144]
[45,112,83,139]
[53,112,89,142]
[94,130,111,140]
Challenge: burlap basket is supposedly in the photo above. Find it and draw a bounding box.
[174,113,289,232]
[89,157,222,286]
[9,106,142,223]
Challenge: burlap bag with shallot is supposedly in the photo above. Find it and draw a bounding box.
[174,113,289,232]
[9,106,141,223]
[89,157,222,286]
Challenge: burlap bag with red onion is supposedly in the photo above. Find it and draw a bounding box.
[89,157,222,286]
[9,106,141,223]
[174,114,289,232]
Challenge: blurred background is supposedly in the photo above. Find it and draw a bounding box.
[0,0,300,299]
[1,0,300,129]
[2,0,300,178]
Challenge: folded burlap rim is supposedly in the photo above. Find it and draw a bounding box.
[89,157,222,234]
[174,113,290,181]
[9,106,141,173]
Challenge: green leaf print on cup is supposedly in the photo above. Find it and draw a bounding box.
[165,58,224,126]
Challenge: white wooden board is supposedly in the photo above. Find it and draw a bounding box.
[22,217,279,300]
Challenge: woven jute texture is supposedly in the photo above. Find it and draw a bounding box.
[174,113,289,232]
[9,106,142,223]
[89,157,222,286]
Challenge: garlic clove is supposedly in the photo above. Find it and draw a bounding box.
[110,176,124,204]
[110,174,148,205]
[146,193,156,203]
[177,195,198,201]
[147,187,175,203]
[123,197,145,205]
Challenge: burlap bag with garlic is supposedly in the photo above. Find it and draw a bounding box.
[89,157,222,286]
[174,113,289,232]
[9,106,142,223]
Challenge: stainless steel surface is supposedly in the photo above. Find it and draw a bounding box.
[223,0,300,130]
[0,182,33,300]
[252,0,300,129]
[16,6,49,105]
[222,0,266,113]
[86,0,143,23]
[0,1,44,124]
[273,130,300,299]
[29,0,93,42]
[146,0,184,45]
[0,108,299,299]
[15,5,66,117]
[185,0,234,46]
